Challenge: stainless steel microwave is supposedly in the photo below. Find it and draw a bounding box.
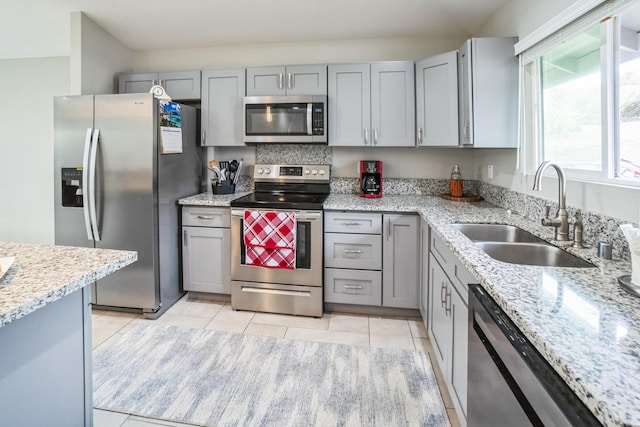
[243,95,327,144]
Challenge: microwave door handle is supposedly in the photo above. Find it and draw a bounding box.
[307,103,313,135]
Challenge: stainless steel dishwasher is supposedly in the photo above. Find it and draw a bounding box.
[467,284,602,427]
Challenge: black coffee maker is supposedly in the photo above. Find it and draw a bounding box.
[359,160,382,198]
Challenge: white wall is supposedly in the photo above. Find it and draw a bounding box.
[133,36,466,72]
[475,0,640,224]
[0,57,69,244]
[70,12,133,95]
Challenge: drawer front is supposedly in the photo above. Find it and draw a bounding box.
[324,268,382,306]
[182,207,230,228]
[324,212,382,234]
[431,230,474,304]
[324,233,382,270]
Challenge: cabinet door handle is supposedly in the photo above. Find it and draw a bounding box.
[344,285,363,290]
[197,215,215,220]
[440,282,447,306]
[464,123,470,142]
[363,128,369,145]
[387,219,391,241]
[445,289,452,316]
[287,72,293,89]
[342,221,363,226]
[279,73,284,90]
[418,127,423,145]
[374,129,379,145]
[201,130,206,145]
[183,230,188,247]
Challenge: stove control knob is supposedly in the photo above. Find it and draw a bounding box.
[257,168,264,174]
[312,169,318,175]
[265,168,271,174]
[305,169,311,175]
[319,169,326,176]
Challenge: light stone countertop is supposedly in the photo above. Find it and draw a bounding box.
[178,192,251,207]
[180,191,637,426]
[0,242,137,328]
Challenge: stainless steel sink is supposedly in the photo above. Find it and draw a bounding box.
[475,242,595,268]
[453,223,546,243]
[453,223,594,268]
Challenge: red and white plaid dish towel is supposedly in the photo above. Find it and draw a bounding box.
[243,210,296,269]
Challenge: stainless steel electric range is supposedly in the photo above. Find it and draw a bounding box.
[229,164,330,317]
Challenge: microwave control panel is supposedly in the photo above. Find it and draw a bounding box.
[312,103,324,135]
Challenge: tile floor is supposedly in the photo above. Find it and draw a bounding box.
[92,295,461,427]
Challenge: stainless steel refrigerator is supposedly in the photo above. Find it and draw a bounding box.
[54,93,202,318]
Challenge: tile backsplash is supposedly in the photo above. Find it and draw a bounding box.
[251,144,635,261]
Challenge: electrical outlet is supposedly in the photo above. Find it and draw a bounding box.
[488,165,494,180]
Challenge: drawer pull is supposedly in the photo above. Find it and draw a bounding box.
[196,215,215,220]
[344,285,363,290]
[343,249,363,255]
[342,221,363,226]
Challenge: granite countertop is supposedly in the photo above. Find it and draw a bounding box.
[179,191,637,425]
[0,242,137,328]
[326,194,636,427]
[179,192,251,206]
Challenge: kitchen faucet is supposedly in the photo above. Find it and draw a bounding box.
[532,161,569,241]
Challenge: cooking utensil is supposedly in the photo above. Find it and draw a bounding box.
[229,159,239,182]
[233,159,243,184]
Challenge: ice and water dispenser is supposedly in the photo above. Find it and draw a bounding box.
[61,168,83,207]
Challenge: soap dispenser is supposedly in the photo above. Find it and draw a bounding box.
[450,165,463,197]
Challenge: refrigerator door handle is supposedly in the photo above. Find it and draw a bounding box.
[82,128,94,241]
[88,128,101,241]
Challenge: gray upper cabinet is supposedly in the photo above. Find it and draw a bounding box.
[416,51,459,147]
[458,37,518,148]
[118,70,201,101]
[328,62,415,147]
[201,69,246,147]
[328,64,371,147]
[246,64,327,96]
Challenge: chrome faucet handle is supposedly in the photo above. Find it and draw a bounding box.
[572,220,585,248]
[543,205,551,218]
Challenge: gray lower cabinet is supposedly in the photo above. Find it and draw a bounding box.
[382,214,420,308]
[324,211,419,309]
[0,287,92,426]
[428,228,472,426]
[419,219,430,324]
[118,71,201,100]
[182,207,231,294]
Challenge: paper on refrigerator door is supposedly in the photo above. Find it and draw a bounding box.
[159,100,183,154]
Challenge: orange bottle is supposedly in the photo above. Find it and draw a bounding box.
[450,165,463,197]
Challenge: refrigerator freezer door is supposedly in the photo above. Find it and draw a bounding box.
[54,95,95,248]
[92,94,159,311]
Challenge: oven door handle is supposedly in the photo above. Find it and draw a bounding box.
[231,209,322,220]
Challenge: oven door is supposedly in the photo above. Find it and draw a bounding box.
[230,208,323,286]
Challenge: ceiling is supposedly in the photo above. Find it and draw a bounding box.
[1,0,512,60]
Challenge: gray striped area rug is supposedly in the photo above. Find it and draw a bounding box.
[93,322,450,426]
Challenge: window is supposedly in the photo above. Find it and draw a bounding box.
[541,24,603,172]
[524,0,640,184]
